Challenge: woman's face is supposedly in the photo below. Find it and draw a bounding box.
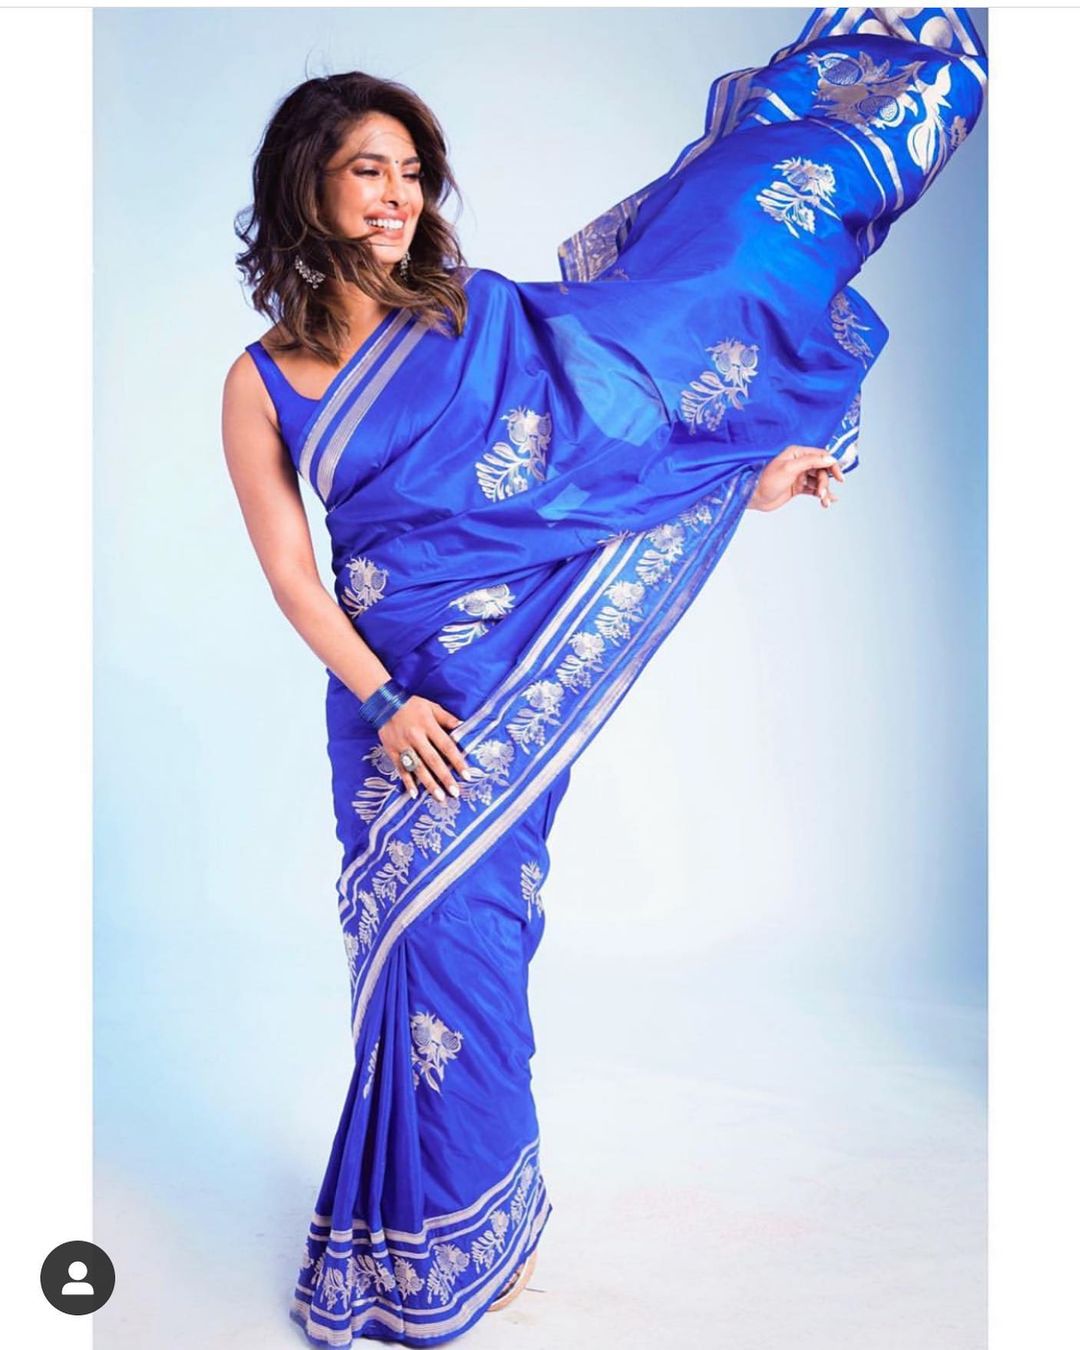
[319,111,424,269]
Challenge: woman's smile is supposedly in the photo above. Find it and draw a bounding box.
[364,215,407,236]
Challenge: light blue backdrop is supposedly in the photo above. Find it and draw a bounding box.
[94,9,987,1348]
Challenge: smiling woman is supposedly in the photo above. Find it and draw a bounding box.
[221,9,987,1346]
[233,72,469,371]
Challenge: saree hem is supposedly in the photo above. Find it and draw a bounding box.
[289,1193,552,1346]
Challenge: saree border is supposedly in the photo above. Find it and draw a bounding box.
[292,1168,551,1344]
[299,269,480,504]
[344,462,767,1043]
[298,310,412,489]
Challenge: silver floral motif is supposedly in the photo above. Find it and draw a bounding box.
[829,292,875,367]
[452,583,515,619]
[410,796,462,855]
[469,1209,511,1270]
[806,48,957,179]
[594,578,647,644]
[507,679,565,752]
[343,930,360,984]
[679,338,759,435]
[426,1243,471,1305]
[341,555,389,619]
[520,860,544,920]
[372,838,415,907]
[352,744,401,822]
[756,156,840,237]
[319,1265,349,1311]
[469,738,515,778]
[476,408,552,502]
[438,583,516,653]
[555,630,606,691]
[509,1160,536,1225]
[451,738,516,808]
[355,889,380,953]
[393,1257,424,1298]
[948,114,968,148]
[411,1009,464,1093]
[637,521,688,586]
[349,1252,396,1297]
[310,1248,399,1317]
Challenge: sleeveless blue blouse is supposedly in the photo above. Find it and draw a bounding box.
[244,340,320,455]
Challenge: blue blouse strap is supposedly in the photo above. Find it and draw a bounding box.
[245,339,293,414]
[244,339,322,460]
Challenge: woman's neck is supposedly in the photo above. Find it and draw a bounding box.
[329,282,393,350]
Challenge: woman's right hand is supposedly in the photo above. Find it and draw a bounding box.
[378,695,471,802]
[748,445,843,512]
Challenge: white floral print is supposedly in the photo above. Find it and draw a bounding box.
[475,407,551,501]
[469,1209,510,1270]
[410,1010,464,1092]
[438,583,516,653]
[555,630,606,691]
[679,337,759,434]
[756,156,840,237]
[520,860,544,920]
[425,1243,471,1304]
[829,292,875,366]
[507,679,565,752]
[341,555,388,618]
[806,47,957,179]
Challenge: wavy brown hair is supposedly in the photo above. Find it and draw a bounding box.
[234,72,469,364]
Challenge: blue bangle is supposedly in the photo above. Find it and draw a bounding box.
[359,677,410,730]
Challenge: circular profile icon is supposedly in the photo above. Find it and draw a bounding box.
[40,1240,115,1315]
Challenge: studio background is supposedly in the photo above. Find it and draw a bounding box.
[94,7,987,1347]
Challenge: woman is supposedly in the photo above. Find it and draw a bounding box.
[222,7,986,1344]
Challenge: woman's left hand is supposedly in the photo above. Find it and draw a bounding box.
[748,444,844,513]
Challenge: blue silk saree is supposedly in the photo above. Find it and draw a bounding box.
[278,8,987,1344]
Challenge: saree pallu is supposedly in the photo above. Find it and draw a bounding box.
[289,8,987,1344]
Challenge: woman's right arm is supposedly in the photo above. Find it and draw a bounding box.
[221,352,469,802]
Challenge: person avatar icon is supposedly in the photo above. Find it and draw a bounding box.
[40,1239,114,1314]
[61,1261,94,1296]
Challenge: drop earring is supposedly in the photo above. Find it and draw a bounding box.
[294,254,326,289]
[398,249,411,279]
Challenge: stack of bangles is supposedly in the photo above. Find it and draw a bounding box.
[358,677,411,731]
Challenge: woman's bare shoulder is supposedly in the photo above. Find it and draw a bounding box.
[223,336,276,422]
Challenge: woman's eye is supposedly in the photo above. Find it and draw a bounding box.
[352,167,423,184]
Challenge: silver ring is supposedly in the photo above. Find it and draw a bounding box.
[399,749,418,773]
